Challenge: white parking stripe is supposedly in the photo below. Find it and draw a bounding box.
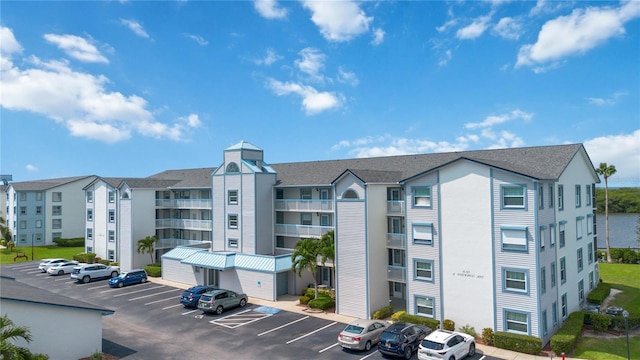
[86,284,108,291]
[210,310,273,329]
[181,309,200,315]
[144,296,177,305]
[128,289,176,301]
[319,342,339,353]
[113,285,164,297]
[286,322,337,344]
[163,304,184,310]
[54,276,71,281]
[257,316,309,336]
[98,287,123,294]
[358,351,379,360]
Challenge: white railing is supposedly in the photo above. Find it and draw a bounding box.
[274,224,334,238]
[386,201,405,215]
[156,238,211,249]
[274,200,333,212]
[386,233,405,248]
[155,199,212,209]
[155,219,212,230]
[387,266,406,282]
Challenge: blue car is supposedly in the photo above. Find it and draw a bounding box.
[109,269,148,288]
[180,285,218,308]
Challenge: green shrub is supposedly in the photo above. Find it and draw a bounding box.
[443,319,455,331]
[98,259,110,265]
[303,287,316,299]
[53,238,85,247]
[590,313,612,332]
[391,311,406,322]
[308,294,334,310]
[299,295,311,305]
[0,239,6,247]
[73,252,96,264]
[458,324,477,337]
[586,281,611,305]
[482,328,495,346]
[551,312,584,355]
[89,351,105,360]
[144,264,161,277]
[373,305,394,320]
[494,331,542,355]
[396,313,440,331]
[110,262,119,266]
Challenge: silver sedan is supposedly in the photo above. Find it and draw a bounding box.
[338,319,391,351]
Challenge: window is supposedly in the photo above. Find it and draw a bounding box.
[52,205,62,216]
[587,215,593,235]
[300,188,312,200]
[578,280,585,304]
[87,209,93,221]
[20,206,26,215]
[504,268,528,293]
[52,232,61,240]
[225,162,239,173]
[589,271,594,290]
[19,235,26,244]
[575,185,581,207]
[228,190,238,204]
[109,210,115,223]
[576,217,583,240]
[109,230,115,242]
[559,222,566,248]
[300,213,312,226]
[108,250,115,261]
[552,302,558,326]
[561,293,568,319]
[502,185,525,208]
[538,185,544,209]
[109,191,115,203]
[342,189,358,199]
[586,185,591,206]
[228,238,238,248]
[542,310,548,336]
[577,248,583,272]
[228,214,238,228]
[52,219,62,229]
[19,221,26,229]
[276,212,284,224]
[36,206,42,215]
[320,214,331,227]
[550,224,556,247]
[540,267,546,294]
[549,185,554,208]
[36,192,42,201]
[505,310,529,334]
[276,236,285,248]
[52,192,62,202]
[588,243,593,264]
[87,228,93,240]
[415,296,434,317]
[276,189,284,199]
[501,226,528,252]
[413,223,434,245]
[35,220,42,228]
[558,185,564,210]
[20,193,26,201]
[87,191,93,203]
[560,257,566,284]
[414,260,434,282]
[34,234,42,243]
[539,226,546,250]
[550,262,557,288]
[87,246,93,253]
[413,187,431,207]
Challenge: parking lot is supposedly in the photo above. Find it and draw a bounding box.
[2,261,491,360]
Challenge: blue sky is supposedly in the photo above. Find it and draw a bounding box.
[1,0,639,187]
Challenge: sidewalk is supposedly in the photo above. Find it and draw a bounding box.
[150,277,586,360]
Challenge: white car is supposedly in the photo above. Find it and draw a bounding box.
[38,258,67,273]
[418,329,476,360]
[46,261,80,275]
[70,264,120,283]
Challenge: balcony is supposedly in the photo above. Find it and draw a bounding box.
[386,233,405,248]
[275,224,334,238]
[156,238,211,249]
[386,201,405,215]
[387,265,406,283]
[155,218,212,230]
[275,200,333,212]
[155,199,212,209]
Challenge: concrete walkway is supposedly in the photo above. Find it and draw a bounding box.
[151,277,586,360]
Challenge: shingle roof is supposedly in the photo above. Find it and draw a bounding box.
[9,176,95,191]
[146,167,216,188]
[0,276,114,315]
[271,144,588,186]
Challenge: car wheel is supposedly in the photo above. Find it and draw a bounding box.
[364,341,372,351]
[239,298,247,307]
[215,306,224,315]
[404,346,412,359]
[82,275,91,284]
[110,271,118,278]
[449,356,456,360]
[140,277,147,283]
[118,282,124,288]
[468,343,476,357]
[58,270,64,275]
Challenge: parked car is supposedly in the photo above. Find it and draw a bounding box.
[378,322,431,359]
[338,319,390,351]
[418,329,476,360]
[38,258,67,273]
[46,261,79,275]
[605,306,625,317]
[108,269,148,288]
[197,289,248,315]
[180,285,218,308]
[70,264,120,283]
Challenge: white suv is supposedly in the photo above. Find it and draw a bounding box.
[70,264,120,283]
[418,329,476,360]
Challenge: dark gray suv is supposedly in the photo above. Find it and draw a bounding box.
[378,322,431,359]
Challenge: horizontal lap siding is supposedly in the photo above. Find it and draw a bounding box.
[236,269,274,301]
[162,258,196,286]
[336,201,367,319]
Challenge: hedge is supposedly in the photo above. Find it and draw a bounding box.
[586,281,611,305]
[494,331,542,355]
[53,238,85,247]
[395,312,440,331]
[550,312,584,355]
[308,293,334,310]
[144,264,161,277]
[73,252,96,264]
[372,305,394,320]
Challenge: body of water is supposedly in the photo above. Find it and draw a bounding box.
[595,213,638,249]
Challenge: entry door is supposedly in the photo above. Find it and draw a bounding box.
[391,249,404,266]
[321,267,331,286]
[393,282,403,298]
[205,269,218,286]
[320,189,329,210]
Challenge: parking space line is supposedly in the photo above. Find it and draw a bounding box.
[257,316,309,337]
[128,289,176,301]
[286,322,337,344]
[181,309,200,315]
[53,277,71,281]
[86,284,109,291]
[358,351,378,360]
[144,296,177,306]
[99,287,123,293]
[210,309,273,329]
[319,342,339,353]
[113,285,164,297]
[163,304,184,310]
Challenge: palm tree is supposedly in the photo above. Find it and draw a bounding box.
[291,238,320,299]
[0,314,34,360]
[595,162,616,263]
[0,216,12,243]
[318,230,335,288]
[136,235,158,264]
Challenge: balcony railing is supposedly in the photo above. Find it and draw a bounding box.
[156,238,211,249]
[275,200,333,212]
[386,201,405,215]
[155,218,212,230]
[386,233,405,248]
[155,199,212,209]
[274,224,334,238]
[387,265,406,282]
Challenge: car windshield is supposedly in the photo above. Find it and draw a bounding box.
[117,273,128,279]
[200,295,212,302]
[421,340,445,350]
[343,325,364,334]
[380,332,400,342]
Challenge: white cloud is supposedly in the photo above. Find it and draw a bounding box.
[302,0,373,42]
[456,14,492,40]
[492,17,523,40]
[436,19,458,33]
[43,33,108,63]
[185,34,208,46]
[25,164,38,172]
[254,0,287,20]
[465,109,534,129]
[0,28,200,143]
[254,48,282,66]
[586,91,627,106]
[438,49,452,67]
[121,19,150,38]
[266,78,344,115]
[1,27,23,56]
[337,66,359,87]
[371,28,385,46]
[584,130,640,187]
[295,47,326,83]
[517,1,640,69]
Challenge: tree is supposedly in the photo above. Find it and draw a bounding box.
[595,162,617,263]
[318,230,335,288]
[0,314,49,360]
[0,216,12,244]
[136,235,158,264]
[291,238,320,299]
[636,214,640,249]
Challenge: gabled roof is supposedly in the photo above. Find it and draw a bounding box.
[83,177,124,190]
[8,175,96,191]
[272,144,588,186]
[146,167,216,188]
[0,276,114,316]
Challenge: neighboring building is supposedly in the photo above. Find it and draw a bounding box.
[0,275,114,360]
[83,177,123,263]
[6,176,97,247]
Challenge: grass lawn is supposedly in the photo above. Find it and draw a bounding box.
[572,263,640,360]
[0,246,84,265]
